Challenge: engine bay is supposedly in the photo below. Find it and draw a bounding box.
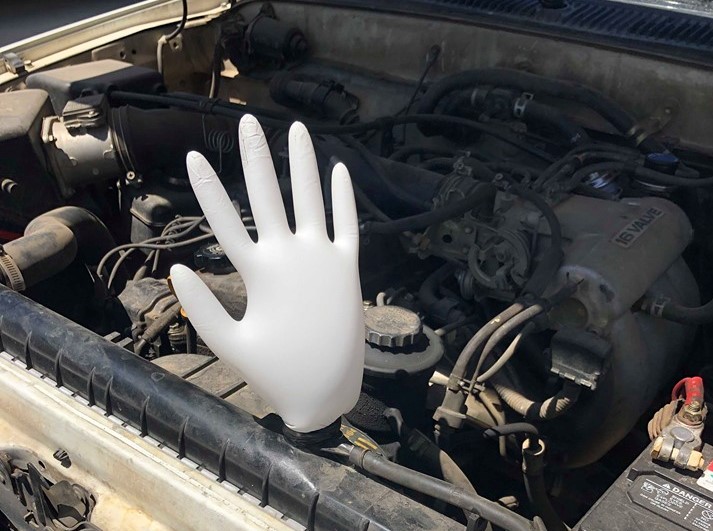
[1,1,713,529]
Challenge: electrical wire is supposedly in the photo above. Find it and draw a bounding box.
[104,216,205,290]
[471,309,543,387]
[97,216,208,292]
[475,322,536,384]
[399,44,441,142]
[156,0,189,74]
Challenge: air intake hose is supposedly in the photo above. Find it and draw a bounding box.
[0,207,117,290]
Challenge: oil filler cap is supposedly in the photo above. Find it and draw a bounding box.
[194,243,234,274]
[365,305,422,348]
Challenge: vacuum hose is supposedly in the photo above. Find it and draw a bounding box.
[416,68,664,153]
[638,294,713,325]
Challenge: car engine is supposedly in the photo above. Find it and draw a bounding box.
[1,1,713,529]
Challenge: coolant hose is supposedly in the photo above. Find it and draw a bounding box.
[638,295,713,325]
[520,100,589,147]
[416,68,664,153]
[492,374,581,421]
[348,447,544,531]
[1,207,118,290]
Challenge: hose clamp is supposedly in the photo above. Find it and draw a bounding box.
[642,296,670,318]
[513,92,534,119]
[0,246,25,292]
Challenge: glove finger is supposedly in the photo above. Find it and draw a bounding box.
[331,162,359,253]
[239,115,290,240]
[170,264,240,359]
[288,122,327,238]
[186,151,252,273]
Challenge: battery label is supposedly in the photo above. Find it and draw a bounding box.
[698,461,713,494]
[630,476,713,530]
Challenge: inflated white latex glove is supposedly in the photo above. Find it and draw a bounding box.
[170,115,364,433]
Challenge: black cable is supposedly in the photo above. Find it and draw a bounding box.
[340,135,430,211]
[400,45,441,142]
[364,183,496,235]
[352,182,392,222]
[404,45,442,116]
[164,0,188,42]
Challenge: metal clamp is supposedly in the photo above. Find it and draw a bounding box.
[513,92,534,119]
[0,246,25,292]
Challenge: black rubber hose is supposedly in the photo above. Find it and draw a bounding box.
[111,106,238,179]
[108,92,556,162]
[3,207,119,289]
[521,100,589,147]
[418,263,466,324]
[521,440,568,531]
[416,68,663,153]
[364,183,496,234]
[638,295,713,325]
[349,447,543,531]
[460,157,499,181]
[567,160,705,188]
[384,408,484,525]
[340,135,430,210]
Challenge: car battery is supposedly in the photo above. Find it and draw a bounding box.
[577,441,713,530]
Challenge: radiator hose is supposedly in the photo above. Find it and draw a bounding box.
[0,207,118,290]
